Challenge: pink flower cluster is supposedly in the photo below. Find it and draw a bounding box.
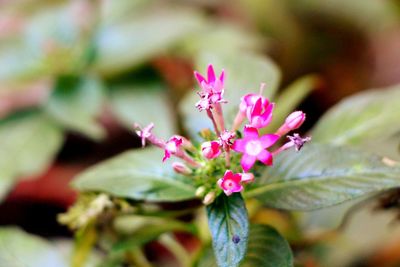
[135,64,310,202]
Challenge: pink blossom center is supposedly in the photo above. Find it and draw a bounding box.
[223,180,236,190]
[166,141,178,153]
[245,140,263,156]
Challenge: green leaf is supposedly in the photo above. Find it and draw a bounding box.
[206,193,249,267]
[263,74,318,133]
[196,224,293,267]
[180,52,281,139]
[246,144,400,211]
[0,227,68,267]
[73,148,197,202]
[181,23,263,56]
[312,85,400,145]
[0,113,63,200]
[44,76,106,140]
[241,224,293,267]
[109,82,176,139]
[94,8,205,76]
[0,227,101,267]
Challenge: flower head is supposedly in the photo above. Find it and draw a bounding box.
[219,130,236,150]
[239,93,268,113]
[201,141,222,159]
[247,98,274,129]
[217,170,243,196]
[163,136,184,162]
[135,64,310,200]
[288,133,311,151]
[233,126,279,171]
[194,64,226,110]
[134,122,154,147]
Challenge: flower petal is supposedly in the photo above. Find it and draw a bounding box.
[219,69,225,83]
[194,71,205,85]
[232,139,246,153]
[243,126,259,139]
[207,64,216,83]
[260,134,280,148]
[241,154,256,172]
[257,150,273,166]
[232,173,242,183]
[251,98,263,116]
[231,184,243,193]
[260,103,274,126]
[224,170,234,179]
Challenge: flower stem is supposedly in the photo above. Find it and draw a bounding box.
[180,153,202,168]
[225,150,231,167]
[214,103,225,132]
[207,109,220,136]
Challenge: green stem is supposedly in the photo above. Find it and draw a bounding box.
[127,247,153,267]
[158,233,191,267]
[72,223,97,267]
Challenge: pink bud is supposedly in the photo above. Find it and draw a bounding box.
[241,173,254,183]
[285,111,305,130]
[201,141,221,159]
[276,111,306,137]
[172,162,192,175]
[203,191,216,205]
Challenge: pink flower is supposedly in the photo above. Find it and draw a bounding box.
[194,64,226,110]
[232,126,279,171]
[201,141,221,159]
[287,133,311,151]
[163,136,184,162]
[239,93,268,113]
[233,85,274,130]
[135,122,154,147]
[219,130,236,150]
[217,170,243,196]
[134,122,165,148]
[272,133,311,156]
[247,98,275,129]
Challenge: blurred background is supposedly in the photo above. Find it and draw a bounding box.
[1,0,400,266]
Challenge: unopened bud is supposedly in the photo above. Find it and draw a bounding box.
[203,191,216,205]
[241,173,254,183]
[201,141,221,159]
[285,111,305,130]
[195,186,206,197]
[172,162,192,175]
[276,111,306,136]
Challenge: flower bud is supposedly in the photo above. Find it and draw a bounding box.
[201,141,221,159]
[172,162,192,175]
[241,173,254,183]
[203,191,216,205]
[285,111,305,130]
[199,128,213,139]
[195,186,206,197]
[276,111,306,137]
